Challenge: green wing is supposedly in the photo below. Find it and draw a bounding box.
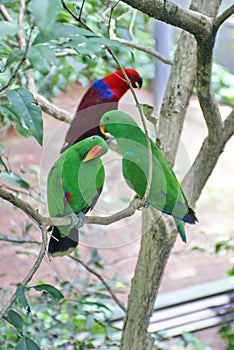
[47,152,67,218]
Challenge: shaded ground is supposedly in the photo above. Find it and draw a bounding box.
[0,85,233,349]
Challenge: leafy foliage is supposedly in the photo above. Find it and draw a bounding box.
[1,280,120,349]
[212,63,234,106]
[0,1,233,350]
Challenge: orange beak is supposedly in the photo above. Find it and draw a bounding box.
[99,121,107,137]
[83,145,103,162]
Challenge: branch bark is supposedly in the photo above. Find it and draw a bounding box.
[118,39,173,65]
[158,30,197,164]
[120,0,225,349]
[35,94,72,123]
[121,0,214,40]
[214,4,234,29]
[120,208,178,349]
[182,108,234,206]
[0,187,143,228]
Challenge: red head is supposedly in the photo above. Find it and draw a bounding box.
[103,68,143,99]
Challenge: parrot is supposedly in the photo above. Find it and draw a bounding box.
[47,135,108,256]
[61,68,143,152]
[100,110,198,242]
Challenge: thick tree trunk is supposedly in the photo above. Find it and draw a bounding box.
[120,1,223,349]
[120,209,177,350]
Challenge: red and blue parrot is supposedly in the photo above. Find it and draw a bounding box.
[61,68,142,151]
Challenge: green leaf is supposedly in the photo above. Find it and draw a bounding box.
[31,0,61,34]
[0,172,30,190]
[16,285,29,309]
[4,49,24,71]
[33,23,96,45]
[31,284,64,302]
[0,21,19,38]
[27,45,59,74]
[7,309,23,333]
[6,88,43,145]
[15,337,41,350]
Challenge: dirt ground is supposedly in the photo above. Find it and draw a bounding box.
[0,85,233,349]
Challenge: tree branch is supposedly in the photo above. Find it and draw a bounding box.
[0,227,47,318]
[35,94,72,123]
[120,207,178,349]
[214,4,234,29]
[0,186,143,229]
[121,0,214,41]
[0,4,13,22]
[182,108,234,206]
[181,17,225,205]
[69,255,126,312]
[0,235,40,245]
[158,30,197,165]
[118,39,173,65]
[223,109,234,143]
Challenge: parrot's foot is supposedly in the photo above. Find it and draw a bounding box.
[143,201,150,208]
[69,212,86,229]
[134,195,150,209]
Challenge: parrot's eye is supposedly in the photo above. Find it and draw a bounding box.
[130,74,136,80]
[91,136,96,141]
[105,117,110,121]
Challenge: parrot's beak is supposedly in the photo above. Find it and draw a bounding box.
[134,76,143,89]
[99,121,107,137]
[83,145,103,162]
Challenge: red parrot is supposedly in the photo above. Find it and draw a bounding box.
[61,68,142,152]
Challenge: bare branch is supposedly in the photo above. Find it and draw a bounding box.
[108,0,121,39]
[35,94,72,123]
[0,235,40,245]
[69,255,126,312]
[223,109,234,143]
[0,227,47,318]
[121,0,214,41]
[118,39,173,65]
[182,108,234,206]
[214,4,234,29]
[0,186,143,229]
[0,4,13,22]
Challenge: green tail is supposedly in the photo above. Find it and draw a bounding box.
[175,219,187,243]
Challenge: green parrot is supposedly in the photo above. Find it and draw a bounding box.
[100,110,197,242]
[47,135,108,256]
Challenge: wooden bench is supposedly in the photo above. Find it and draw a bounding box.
[111,278,234,337]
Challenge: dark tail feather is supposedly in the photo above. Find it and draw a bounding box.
[183,207,198,224]
[48,226,79,257]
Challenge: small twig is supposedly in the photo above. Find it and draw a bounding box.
[214,4,234,29]
[61,0,90,31]
[78,0,86,21]
[0,235,40,245]
[129,9,137,40]
[118,39,173,65]
[108,0,121,39]
[0,227,47,318]
[69,255,126,312]
[0,4,13,22]
[0,27,33,94]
